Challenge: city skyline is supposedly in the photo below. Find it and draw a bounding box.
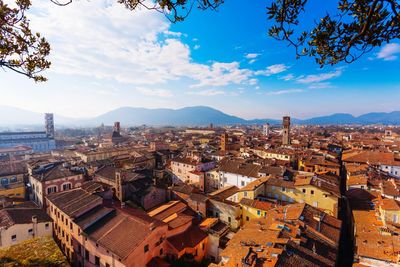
[1,0,399,119]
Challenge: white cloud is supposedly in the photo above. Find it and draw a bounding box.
[255,64,289,76]
[266,89,304,95]
[163,30,182,37]
[193,45,201,50]
[308,82,333,89]
[189,62,253,88]
[296,68,342,84]
[377,43,400,61]
[248,78,258,85]
[245,53,260,59]
[27,0,255,88]
[248,59,256,64]
[280,73,295,81]
[186,89,225,96]
[136,87,172,97]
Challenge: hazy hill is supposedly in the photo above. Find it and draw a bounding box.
[83,106,247,126]
[1,105,400,127]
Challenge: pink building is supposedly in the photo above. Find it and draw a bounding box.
[46,188,169,267]
[29,162,85,207]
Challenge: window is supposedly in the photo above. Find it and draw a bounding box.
[1,178,8,185]
[95,256,100,266]
[257,210,261,215]
[281,187,286,192]
[62,183,72,191]
[244,191,247,197]
[271,186,276,190]
[246,216,249,221]
[310,190,314,195]
[106,264,110,267]
[28,228,33,236]
[70,222,73,230]
[144,244,149,253]
[313,201,318,207]
[160,248,163,255]
[10,177,17,183]
[302,189,306,194]
[11,235,16,242]
[241,181,245,186]
[47,186,57,194]
[202,242,205,250]
[45,223,49,230]
[85,250,89,261]
[228,217,231,223]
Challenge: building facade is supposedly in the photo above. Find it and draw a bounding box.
[0,208,52,248]
[0,114,56,152]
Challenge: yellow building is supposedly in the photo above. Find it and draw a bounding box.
[229,176,269,203]
[379,198,400,224]
[251,148,293,161]
[0,162,26,198]
[239,198,276,225]
[298,156,340,175]
[229,174,340,218]
[265,177,340,217]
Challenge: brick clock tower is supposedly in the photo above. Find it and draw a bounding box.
[220,132,228,151]
[282,116,291,145]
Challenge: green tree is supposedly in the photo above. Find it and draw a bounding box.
[1,0,399,81]
[0,0,50,81]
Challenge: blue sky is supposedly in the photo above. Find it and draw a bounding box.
[1,0,400,119]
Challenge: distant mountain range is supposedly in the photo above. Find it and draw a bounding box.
[1,105,400,127]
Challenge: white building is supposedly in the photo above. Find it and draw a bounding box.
[380,163,400,179]
[171,157,215,184]
[218,159,264,189]
[0,208,52,248]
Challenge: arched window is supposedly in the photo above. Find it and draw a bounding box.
[62,183,72,191]
[47,186,57,194]
[10,177,17,183]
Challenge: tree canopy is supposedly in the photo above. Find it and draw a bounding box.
[0,0,399,81]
